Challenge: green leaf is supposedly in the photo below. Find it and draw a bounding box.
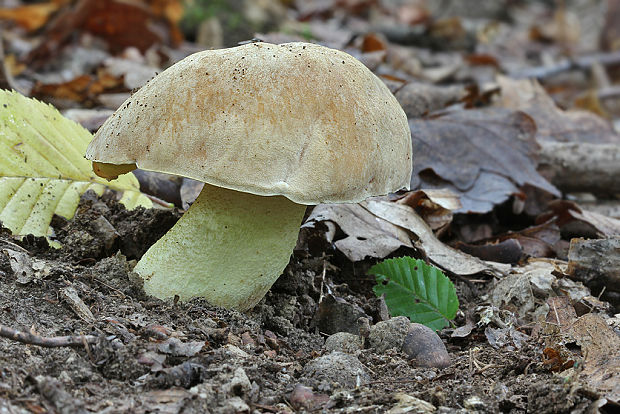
[370,257,459,331]
[0,89,152,239]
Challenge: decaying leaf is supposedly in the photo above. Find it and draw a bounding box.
[364,199,509,277]
[0,89,151,240]
[0,1,67,32]
[539,200,620,238]
[25,0,183,69]
[30,71,126,107]
[409,108,560,213]
[497,76,620,144]
[537,297,620,404]
[396,188,461,231]
[304,202,413,262]
[456,220,562,263]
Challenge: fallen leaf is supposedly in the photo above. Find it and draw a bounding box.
[304,202,413,262]
[539,200,620,238]
[485,326,529,350]
[571,314,620,404]
[360,32,388,53]
[489,273,536,318]
[397,188,461,232]
[364,199,509,277]
[30,70,125,107]
[0,1,67,32]
[409,108,559,213]
[455,239,523,264]
[459,220,563,263]
[25,0,182,69]
[538,297,620,404]
[497,76,620,144]
[0,90,151,240]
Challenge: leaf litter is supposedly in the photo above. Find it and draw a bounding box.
[1,0,620,412]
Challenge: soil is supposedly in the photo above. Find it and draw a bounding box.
[0,194,603,413]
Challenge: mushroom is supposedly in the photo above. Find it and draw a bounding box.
[85,42,412,310]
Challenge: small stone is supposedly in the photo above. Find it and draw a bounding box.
[368,316,411,353]
[224,368,252,398]
[324,332,364,353]
[314,294,369,335]
[402,323,451,368]
[241,331,255,347]
[463,395,485,410]
[387,393,436,414]
[289,384,330,411]
[91,216,118,250]
[224,396,250,413]
[302,352,370,388]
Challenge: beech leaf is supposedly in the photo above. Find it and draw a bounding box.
[410,108,560,213]
[0,89,151,239]
[370,257,459,331]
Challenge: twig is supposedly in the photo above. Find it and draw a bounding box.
[539,141,620,196]
[0,324,97,348]
[510,50,620,79]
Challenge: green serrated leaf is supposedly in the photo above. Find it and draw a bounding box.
[370,257,459,331]
[0,89,152,239]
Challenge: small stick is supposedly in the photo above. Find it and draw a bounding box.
[510,50,620,79]
[0,324,97,348]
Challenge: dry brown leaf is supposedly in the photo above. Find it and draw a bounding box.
[461,220,562,263]
[539,297,620,404]
[571,314,620,404]
[0,1,66,32]
[25,0,182,69]
[304,203,413,262]
[397,188,461,231]
[409,108,559,213]
[497,76,620,144]
[539,200,620,238]
[363,199,509,277]
[30,70,125,107]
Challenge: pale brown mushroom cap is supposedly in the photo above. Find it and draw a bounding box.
[86,42,412,204]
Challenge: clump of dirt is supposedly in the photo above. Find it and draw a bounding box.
[0,194,602,413]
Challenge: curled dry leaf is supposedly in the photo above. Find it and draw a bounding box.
[397,188,461,231]
[539,200,620,238]
[456,220,562,264]
[364,199,509,277]
[496,76,620,144]
[537,297,620,404]
[409,108,559,213]
[304,203,413,262]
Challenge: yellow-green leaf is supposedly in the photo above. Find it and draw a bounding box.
[0,89,152,238]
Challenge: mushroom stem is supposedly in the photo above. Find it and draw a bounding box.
[134,183,307,310]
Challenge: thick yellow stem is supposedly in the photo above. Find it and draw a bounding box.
[134,183,307,310]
